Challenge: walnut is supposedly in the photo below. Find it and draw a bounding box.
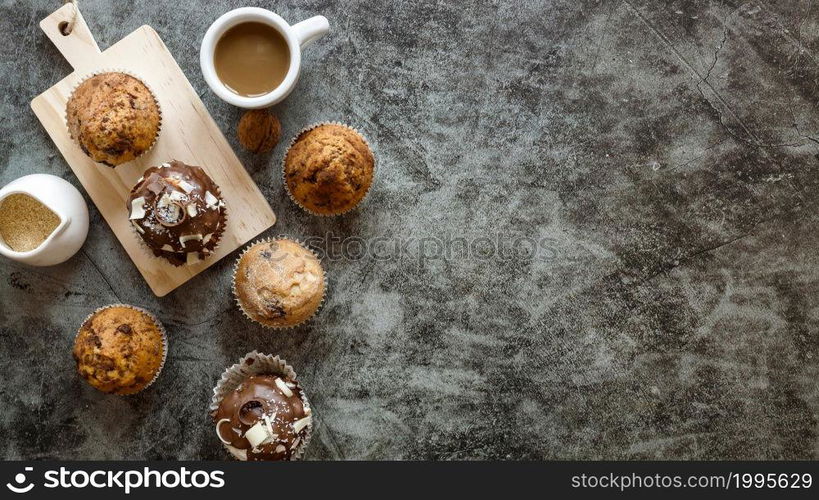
[237,109,281,153]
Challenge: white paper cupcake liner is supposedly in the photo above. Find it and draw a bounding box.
[65,68,163,167]
[209,351,313,461]
[281,121,376,216]
[127,162,227,267]
[231,236,327,329]
[74,303,168,395]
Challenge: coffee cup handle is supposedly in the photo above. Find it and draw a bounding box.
[291,16,330,48]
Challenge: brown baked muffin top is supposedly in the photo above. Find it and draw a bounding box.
[284,124,374,215]
[73,305,165,395]
[233,239,325,327]
[66,72,161,167]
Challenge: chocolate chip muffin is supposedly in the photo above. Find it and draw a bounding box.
[73,305,166,395]
[66,72,161,167]
[283,123,374,215]
[128,161,226,266]
[233,239,325,328]
[212,374,312,461]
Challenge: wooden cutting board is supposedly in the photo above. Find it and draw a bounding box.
[30,4,276,297]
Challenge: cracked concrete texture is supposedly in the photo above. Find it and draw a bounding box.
[1,0,818,459]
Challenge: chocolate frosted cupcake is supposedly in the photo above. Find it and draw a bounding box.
[233,238,325,328]
[210,352,312,461]
[73,304,166,395]
[128,160,226,266]
[66,72,161,167]
[283,123,374,215]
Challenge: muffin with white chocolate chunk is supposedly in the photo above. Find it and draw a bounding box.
[211,372,312,461]
[128,161,226,266]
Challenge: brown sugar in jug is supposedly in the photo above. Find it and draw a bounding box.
[0,193,61,252]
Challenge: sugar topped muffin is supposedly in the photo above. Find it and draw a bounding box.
[128,161,226,266]
[73,305,166,395]
[233,239,325,327]
[66,72,161,167]
[283,123,374,215]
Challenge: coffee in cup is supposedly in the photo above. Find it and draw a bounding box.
[214,22,291,97]
[201,8,330,109]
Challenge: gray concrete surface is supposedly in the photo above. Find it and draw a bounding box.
[1,0,818,460]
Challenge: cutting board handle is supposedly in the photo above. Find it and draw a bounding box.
[40,3,101,70]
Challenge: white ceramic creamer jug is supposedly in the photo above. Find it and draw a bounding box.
[0,174,89,266]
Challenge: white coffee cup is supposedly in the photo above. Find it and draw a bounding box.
[200,7,329,109]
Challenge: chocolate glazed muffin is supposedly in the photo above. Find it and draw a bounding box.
[212,374,312,461]
[128,161,226,266]
[66,72,161,167]
[73,305,166,395]
[284,124,374,215]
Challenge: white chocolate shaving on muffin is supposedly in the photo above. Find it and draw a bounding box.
[275,377,293,398]
[245,421,273,448]
[215,418,233,445]
[180,234,203,246]
[178,180,195,193]
[156,193,171,207]
[161,244,174,252]
[204,191,219,209]
[292,416,311,434]
[130,197,146,219]
[263,414,275,436]
[187,204,198,218]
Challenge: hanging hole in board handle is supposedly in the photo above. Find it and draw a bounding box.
[40,0,101,69]
[59,0,77,35]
